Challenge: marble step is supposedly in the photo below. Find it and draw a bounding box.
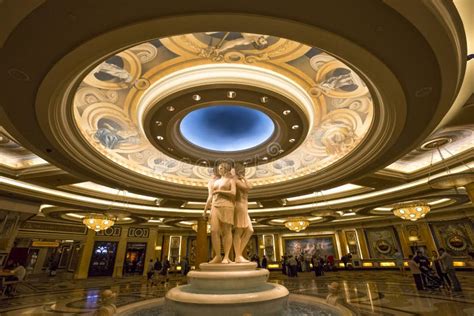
[187,268,269,291]
[199,262,257,271]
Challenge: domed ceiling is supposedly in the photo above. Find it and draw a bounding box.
[73,32,373,188]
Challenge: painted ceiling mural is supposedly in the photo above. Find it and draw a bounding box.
[72,32,375,187]
[0,127,47,169]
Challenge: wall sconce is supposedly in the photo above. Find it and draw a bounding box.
[155,246,162,251]
[259,244,265,249]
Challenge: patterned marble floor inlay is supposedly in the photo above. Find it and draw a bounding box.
[1,270,473,315]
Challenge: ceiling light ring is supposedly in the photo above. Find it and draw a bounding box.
[144,84,308,166]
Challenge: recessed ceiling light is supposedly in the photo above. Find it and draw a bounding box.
[227,91,236,99]
[289,138,295,143]
[292,125,299,130]
[166,106,175,112]
[283,110,291,115]
[157,136,164,140]
[260,96,269,103]
[155,121,162,126]
[167,147,174,151]
[192,94,201,101]
[262,157,268,161]
[279,149,284,153]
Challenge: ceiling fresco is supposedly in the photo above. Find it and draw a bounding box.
[0,127,47,169]
[73,32,375,187]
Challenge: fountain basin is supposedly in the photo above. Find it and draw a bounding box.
[117,294,356,316]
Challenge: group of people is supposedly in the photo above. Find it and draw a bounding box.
[281,253,338,277]
[1,261,26,296]
[250,254,267,269]
[407,248,462,291]
[146,258,171,286]
[146,257,192,285]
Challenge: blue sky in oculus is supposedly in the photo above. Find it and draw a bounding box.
[179,105,275,151]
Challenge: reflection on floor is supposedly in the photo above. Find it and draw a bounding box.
[1,270,473,315]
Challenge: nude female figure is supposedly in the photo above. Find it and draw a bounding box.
[232,163,254,263]
[203,162,236,264]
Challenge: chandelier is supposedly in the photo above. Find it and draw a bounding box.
[421,138,474,193]
[191,222,211,234]
[83,214,115,232]
[284,217,310,232]
[392,201,430,221]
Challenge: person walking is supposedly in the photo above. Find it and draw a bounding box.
[288,255,298,277]
[432,250,451,289]
[146,259,154,286]
[180,257,190,276]
[393,250,406,277]
[281,256,287,275]
[261,255,268,269]
[408,255,423,290]
[340,254,348,270]
[414,250,430,288]
[438,248,462,291]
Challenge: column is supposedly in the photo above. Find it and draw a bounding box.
[155,233,164,261]
[33,248,48,274]
[112,227,129,278]
[195,217,208,268]
[394,224,411,257]
[337,230,348,256]
[418,222,437,253]
[181,237,188,262]
[274,234,281,262]
[74,229,95,279]
[356,228,370,259]
[465,182,474,204]
[143,227,158,276]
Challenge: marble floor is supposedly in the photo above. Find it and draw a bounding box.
[1,270,473,315]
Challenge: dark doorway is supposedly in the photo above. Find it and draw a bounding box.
[88,241,118,277]
[123,242,147,275]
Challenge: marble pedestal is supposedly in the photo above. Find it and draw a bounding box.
[165,262,289,315]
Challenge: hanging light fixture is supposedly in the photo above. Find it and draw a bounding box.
[422,138,474,192]
[82,189,128,232]
[284,217,310,232]
[191,222,211,234]
[392,201,430,221]
[83,214,115,232]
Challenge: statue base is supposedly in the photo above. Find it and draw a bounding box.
[165,262,289,315]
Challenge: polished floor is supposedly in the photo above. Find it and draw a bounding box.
[1,270,473,315]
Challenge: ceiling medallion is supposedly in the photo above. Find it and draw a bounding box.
[392,201,430,221]
[83,214,115,232]
[284,217,310,232]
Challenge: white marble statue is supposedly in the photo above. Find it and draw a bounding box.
[203,162,236,264]
[232,163,254,263]
[94,289,117,316]
[326,282,340,305]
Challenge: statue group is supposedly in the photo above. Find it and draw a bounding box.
[203,162,254,264]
